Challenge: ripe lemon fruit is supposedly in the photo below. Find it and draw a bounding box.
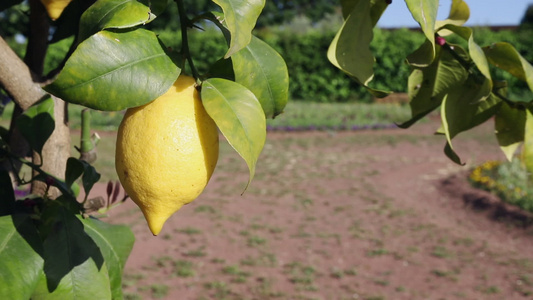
[115,76,219,235]
[40,0,72,20]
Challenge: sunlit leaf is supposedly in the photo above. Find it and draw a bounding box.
[441,77,502,164]
[442,24,491,84]
[523,109,533,175]
[16,95,55,154]
[0,215,44,300]
[82,217,134,300]
[328,0,389,97]
[399,45,469,128]
[484,42,533,99]
[212,0,265,58]
[405,0,438,60]
[45,29,181,111]
[340,0,389,25]
[435,0,470,35]
[78,0,168,42]
[231,36,289,118]
[201,78,266,190]
[495,102,525,161]
[406,38,434,67]
[32,205,111,300]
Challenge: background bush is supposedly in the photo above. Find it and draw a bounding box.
[6,23,532,103]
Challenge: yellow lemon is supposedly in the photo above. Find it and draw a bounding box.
[115,76,219,235]
[40,0,72,20]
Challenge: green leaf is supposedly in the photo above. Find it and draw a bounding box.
[207,58,235,81]
[0,171,15,216]
[231,36,289,119]
[65,158,84,188]
[64,158,101,197]
[441,77,502,164]
[399,44,469,128]
[435,0,470,35]
[45,28,180,111]
[0,0,23,12]
[340,0,389,25]
[442,24,491,82]
[81,217,134,300]
[201,78,266,190]
[0,215,44,300]
[212,0,265,58]
[406,36,435,67]
[495,102,526,161]
[16,95,55,154]
[32,206,111,300]
[80,160,101,195]
[405,0,438,61]
[523,109,533,175]
[328,0,389,97]
[328,0,372,84]
[78,0,168,42]
[484,42,533,99]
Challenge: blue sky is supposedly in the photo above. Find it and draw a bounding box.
[378,0,533,28]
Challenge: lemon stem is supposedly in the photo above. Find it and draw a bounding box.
[176,0,200,80]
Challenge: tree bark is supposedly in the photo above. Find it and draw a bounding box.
[0,0,71,197]
[0,37,43,111]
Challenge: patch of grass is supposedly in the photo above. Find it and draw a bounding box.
[124,293,143,300]
[122,273,145,288]
[211,258,226,264]
[395,286,406,292]
[240,252,278,267]
[173,260,195,277]
[247,236,267,247]
[431,246,453,259]
[175,227,202,235]
[269,227,284,234]
[152,255,173,267]
[221,265,251,283]
[431,269,459,281]
[267,101,411,130]
[478,285,500,294]
[194,205,217,214]
[140,284,168,299]
[252,277,285,298]
[284,261,318,291]
[185,246,207,257]
[330,268,344,279]
[373,278,389,286]
[367,248,389,257]
[453,237,474,247]
[203,281,233,299]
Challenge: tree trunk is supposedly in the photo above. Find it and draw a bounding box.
[0,0,71,197]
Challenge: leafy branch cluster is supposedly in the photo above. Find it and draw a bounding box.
[330,0,533,166]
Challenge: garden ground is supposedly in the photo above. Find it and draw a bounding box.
[89,119,533,300]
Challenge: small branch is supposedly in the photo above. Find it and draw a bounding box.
[0,37,44,110]
[176,0,200,79]
[77,109,98,164]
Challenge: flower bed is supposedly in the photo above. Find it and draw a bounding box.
[469,159,533,212]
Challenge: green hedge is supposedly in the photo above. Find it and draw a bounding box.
[7,26,533,103]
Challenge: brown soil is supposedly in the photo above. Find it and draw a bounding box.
[90,120,533,300]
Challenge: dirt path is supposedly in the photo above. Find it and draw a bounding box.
[93,120,533,300]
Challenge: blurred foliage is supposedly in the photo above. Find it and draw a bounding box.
[0,1,28,38]
[520,4,533,30]
[2,1,533,103]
